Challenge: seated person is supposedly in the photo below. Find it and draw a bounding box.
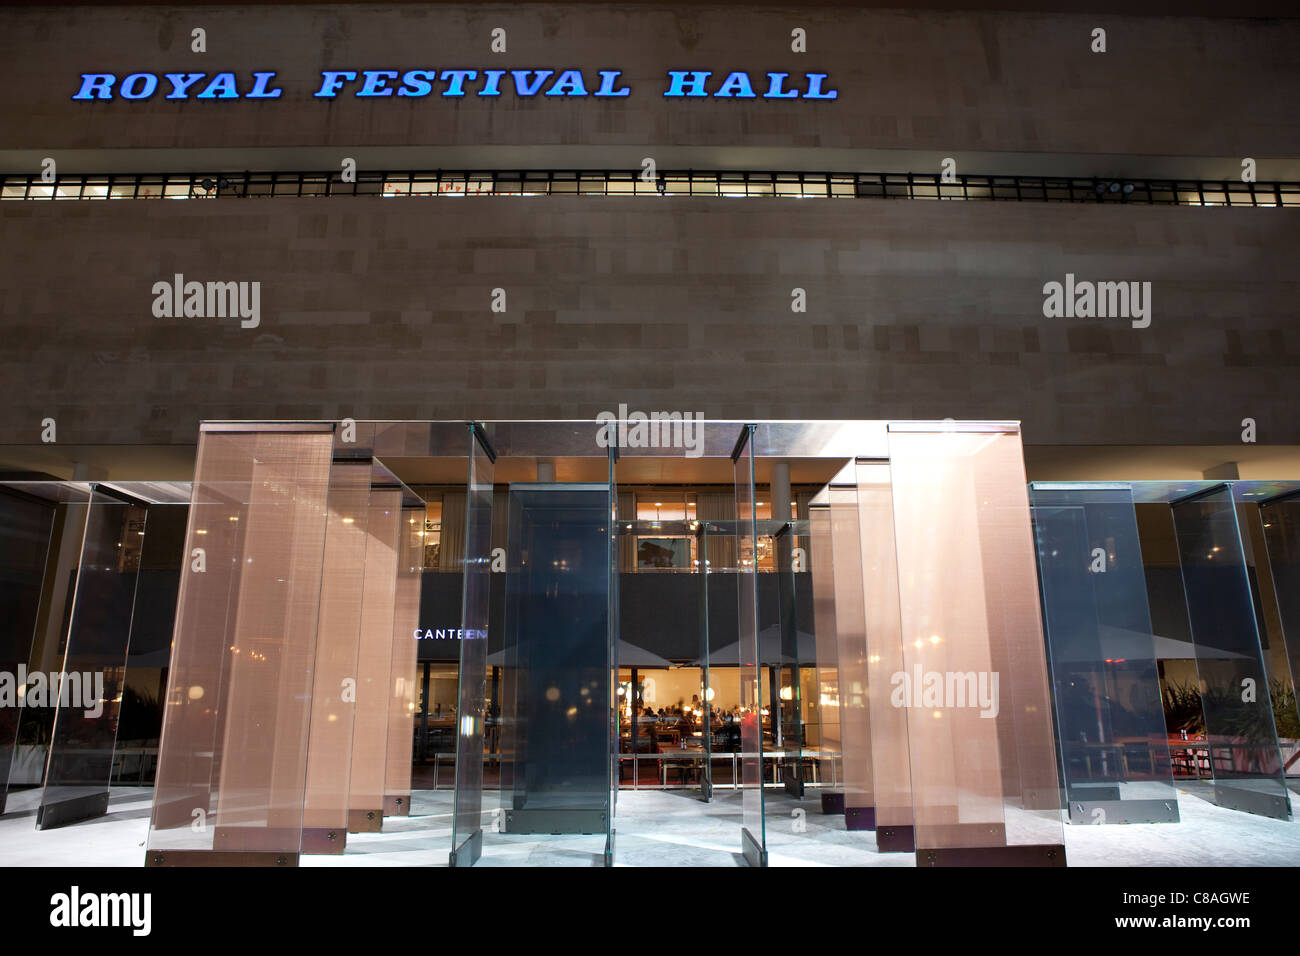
[673,710,693,736]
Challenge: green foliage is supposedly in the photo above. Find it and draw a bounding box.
[1271,680,1300,739]
[1162,681,1203,735]
[1162,677,1300,740]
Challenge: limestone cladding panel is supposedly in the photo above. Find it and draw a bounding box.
[0,196,1296,445]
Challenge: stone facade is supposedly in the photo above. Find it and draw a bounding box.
[0,3,1297,457]
[1,195,1295,447]
[0,5,1297,170]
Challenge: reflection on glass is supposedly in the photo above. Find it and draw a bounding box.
[773,520,805,795]
[1171,487,1290,819]
[1030,483,1179,824]
[888,425,1065,865]
[827,480,872,829]
[347,488,400,832]
[383,497,424,817]
[808,495,842,810]
[1257,492,1300,777]
[734,426,766,866]
[0,490,54,815]
[146,427,333,864]
[497,483,612,856]
[451,425,495,866]
[696,519,714,800]
[38,488,146,829]
[607,449,619,838]
[301,460,369,854]
[858,461,914,850]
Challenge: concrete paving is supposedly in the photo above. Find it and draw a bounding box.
[1,784,1296,867]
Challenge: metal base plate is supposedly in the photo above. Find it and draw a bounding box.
[1067,798,1179,825]
[300,827,347,854]
[449,828,482,868]
[383,794,410,817]
[504,807,608,835]
[917,843,1066,867]
[876,824,915,853]
[348,808,383,832]
[845,805,876,831]
[820,791,845,815]
[1214,783,1292,820]
[741,826,768,867]
[36,790,110,830]
[146,850,299,867]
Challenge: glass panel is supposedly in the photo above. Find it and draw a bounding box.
[858,461,914,851]
[1258,491,1300,776]
[807,492,841,806]
[146,427,333,864]
[697,519,713,800]
[607,448,619,843]
[774,520,806,795]
[734,425,765,865]
[450,425,494,866]
[827,480,872,830]
[1030,483,1179,824]
[347,486,401,830]
[1171,487,1291,819]
[888,424,1066,865]
[383,493,424,818]
[38,488,146,829]
[1232,489,1297,743]
[300,460,370,854]
[8,488,89,798]
[497,482,612,859]
[121,501,188,789]
[0,490,56,814]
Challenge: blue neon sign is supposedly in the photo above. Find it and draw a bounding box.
[71,68,837,101]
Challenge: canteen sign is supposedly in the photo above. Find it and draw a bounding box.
[70,68,838,102]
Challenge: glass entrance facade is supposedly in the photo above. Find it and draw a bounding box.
[3,419,1298,868]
